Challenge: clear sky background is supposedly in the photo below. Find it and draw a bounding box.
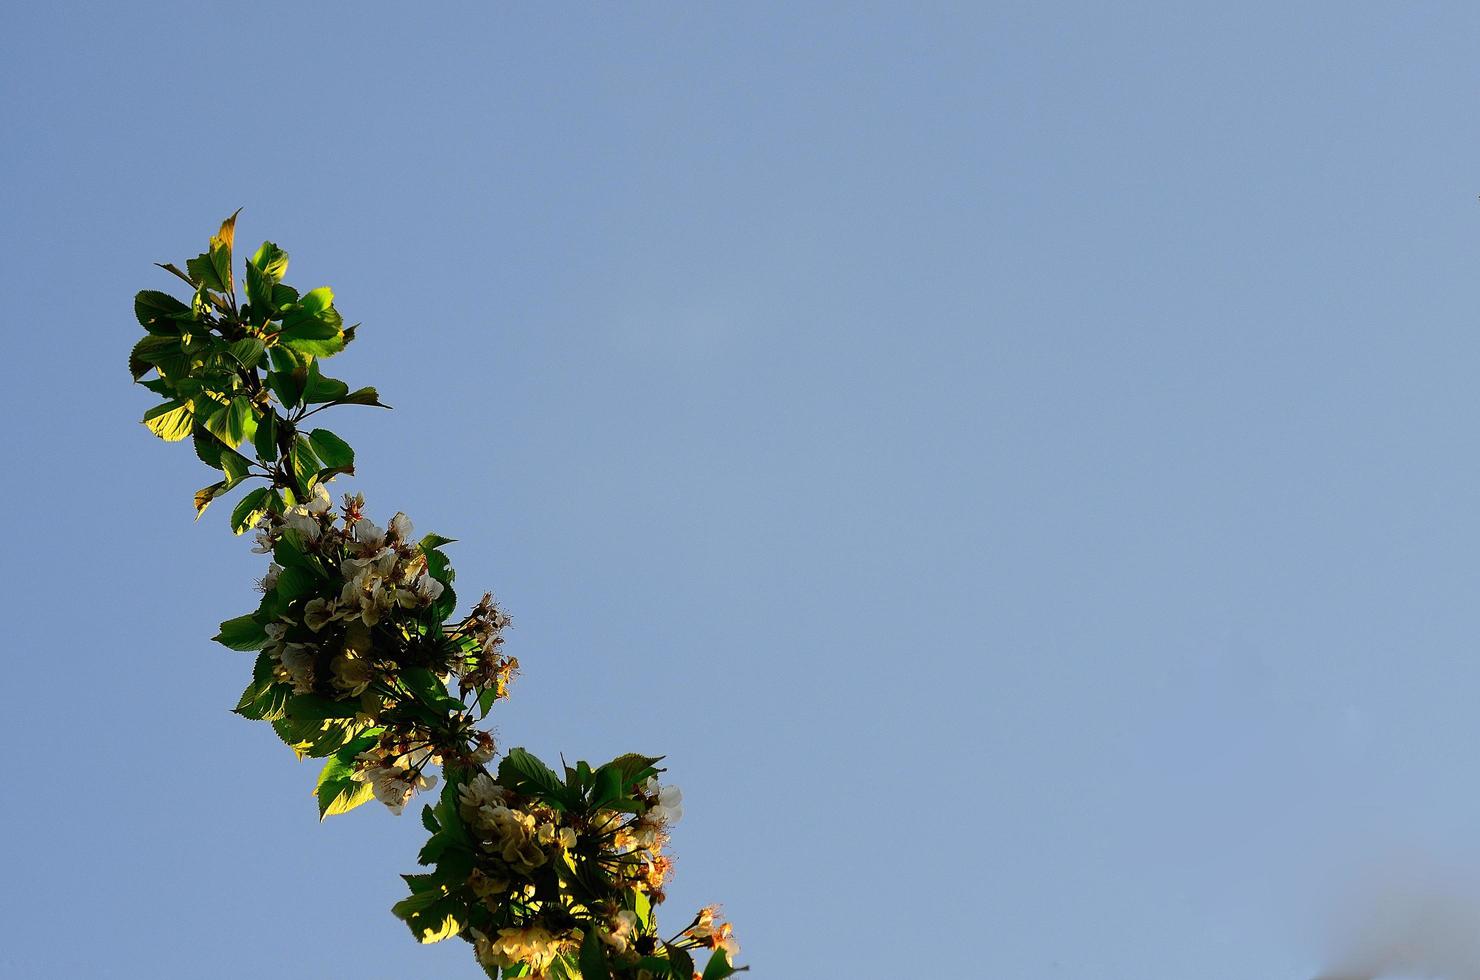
[4,4,1480,978]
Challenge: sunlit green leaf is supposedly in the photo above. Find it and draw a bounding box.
[130,335,182,380]
[303,362,350,404]
[220,448,252,483]
[307,428,353,469]
[246,241,289,313]
[291,435,322,492]
[236,652,292,721]
[391,889,465,944]
[336,386,389,408]
[300,286,333,314]
[316,729,381,819]
[230,487,272,534]
[251,241,289,280]
[201,396,253,448]
[142,400,193,441]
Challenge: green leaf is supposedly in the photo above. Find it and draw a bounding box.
[142,400,193,441]
[251,241,289,280]
[307,428,354,469]
[391,887,444,918]
[302,361,349,403]
[214,614,268,651]
[432,583,456,622]
[246,242,289,312]
[667,944,695,979]
[420,533,456,551]
[271,282,300,308]
[300,286,333,314]
[220,448,252,483]
[579,928,611,980]
[278,296,346,356]
[290,435,322,493]
[266,368,306,409]
[230,487,272,534]
[316,730,381,818]
[286,693,361,720]
[391,891,465,944]
[135,290,189,332]
[186,252,226,293]
[129,335,184,380]
[400,667,463,714]
[336,386,390,408]
[631,888,652,930]
[590,765,625,809]
[476,686,498,718]
[701,949,741,979]
[272,716,365,759]
[273,565,319,603]
[280,332,345,359]
[192,428,224,469]
[253,411,279,462]
[402,872,439,893]
[422,546,452,586]
[201,396,253,448]
[227,337,266,370]
[236,653,292,721]
[421,805,439,833]
[498,748,569,807]
[608,753,665,788]
[186,214,238,297]
[271,530,308,569]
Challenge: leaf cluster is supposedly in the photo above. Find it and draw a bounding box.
[130,211,385,526]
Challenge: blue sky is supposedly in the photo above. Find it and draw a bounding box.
[5,4,1480,977]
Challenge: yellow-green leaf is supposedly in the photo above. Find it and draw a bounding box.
[142,400,193,442]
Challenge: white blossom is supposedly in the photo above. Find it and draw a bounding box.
[292,483,333,516]
[250,520,277,554]
[279,643,315,693]
[353,748,439,815]
[283,510,320,541]
[353,518,386,551]
[600,910,638,953]
[411,571,445,603]
[641,779,683,826]
[302,597,341,632]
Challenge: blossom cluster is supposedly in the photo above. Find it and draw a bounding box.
[227,482,516,820]
[392,751,738,979]
[252,486,446,697]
